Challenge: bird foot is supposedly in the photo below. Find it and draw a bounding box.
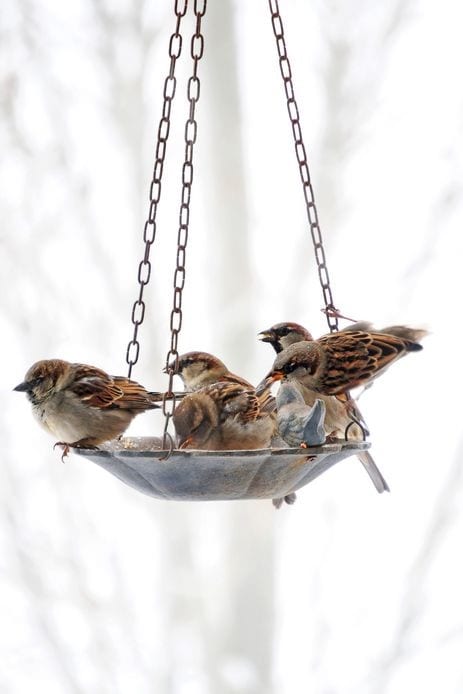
[53,441,99,463]
[53,442,70,463]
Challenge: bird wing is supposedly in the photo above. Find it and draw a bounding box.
[70,365,124,408]
[209,382,260,424]
[71,367,153,411]
[224,371,276,414]
[317,330,421,394]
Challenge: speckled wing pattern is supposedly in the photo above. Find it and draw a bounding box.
[219,372,276,414]
[317,330,422,395]
[71,366,155,411]
[208,382,261,424]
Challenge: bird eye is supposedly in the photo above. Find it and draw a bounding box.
[279,327,290,337]
[283,362,296,374]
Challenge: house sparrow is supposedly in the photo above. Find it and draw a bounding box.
[259,322,426,492]
[173,381,275,450]
[259,321,428,354]
[14,359,160,458]
[258,324,396,493]
[276,382,326,448]
[169,350,275,413]
[257,330,423,397]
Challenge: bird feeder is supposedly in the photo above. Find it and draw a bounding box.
[76,0,374,500]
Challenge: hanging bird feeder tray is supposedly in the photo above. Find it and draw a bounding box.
[71,0,379,501]
[75,439,371,501]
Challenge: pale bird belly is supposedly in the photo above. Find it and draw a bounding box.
[34,398,131,445]
[33,403,88,442]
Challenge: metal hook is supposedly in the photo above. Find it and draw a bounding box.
[321,306,359,324]
[344,417,368,442]
[160,431,175,461]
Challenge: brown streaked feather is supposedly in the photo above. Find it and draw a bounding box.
[237,391,260,424]
[71,367,156,411]
[71,366,124,408]
[316,330,422,394]
[112,377,159,410]
[223,367,275,413]
[205,382,260,424]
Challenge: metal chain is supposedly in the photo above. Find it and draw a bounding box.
[125,0,188,378]
[268,0,339,333]
[162,0,207,445]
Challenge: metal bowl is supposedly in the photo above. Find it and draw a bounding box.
[74,437,372,501]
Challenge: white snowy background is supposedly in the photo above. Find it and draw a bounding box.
[1,0,461,692]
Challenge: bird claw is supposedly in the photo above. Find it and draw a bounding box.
[53,441,99,463]
[53,442,70,463]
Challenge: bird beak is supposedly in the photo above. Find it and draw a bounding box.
[257,331,274,343]
[13,381,30,392]
[255,371,284,395]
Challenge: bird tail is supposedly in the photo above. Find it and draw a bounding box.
[380,325,429,343]
[148,390,186,407]
[404,341,423,352]
[357,450,390,493]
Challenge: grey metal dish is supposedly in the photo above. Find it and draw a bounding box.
[74,437,372,501]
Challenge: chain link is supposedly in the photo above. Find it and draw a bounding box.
[162,0,207,445]
[268,0,339,333]
[125,1,188,378]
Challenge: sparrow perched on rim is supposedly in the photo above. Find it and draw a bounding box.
[169,350,275,413]
[14,359,160,458]
[259,324,402,494]
[276,382,326,448]
[259,322,426,492]
[170,351,289,506]
[257,329,423,397]
[173,381,275,450]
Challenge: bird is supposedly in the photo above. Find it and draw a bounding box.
[173,381,275,451]
[276,382,326,448]
[170,351,289,507]
[14,359,160,459]
[168,351,254,391]
[169,350,276,413]
[257,330,423,397]
[259,321,426,492]
[259,324,401,494]
[258,321,428,354]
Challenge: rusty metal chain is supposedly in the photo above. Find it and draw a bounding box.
[268,0,339,333]
[162,0,207,445]
[125,0,188,378]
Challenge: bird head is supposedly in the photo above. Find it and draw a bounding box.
[258,322,314,354]
[14,359,69,404]
[165,351,228,391]
[256,342,320,395]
